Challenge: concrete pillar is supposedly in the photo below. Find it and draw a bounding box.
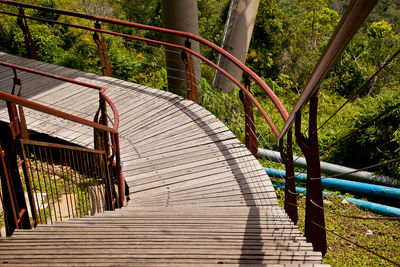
[161,0,201,92]
[214,0,259,92]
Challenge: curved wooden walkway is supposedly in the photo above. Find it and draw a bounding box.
[0,53,325,266]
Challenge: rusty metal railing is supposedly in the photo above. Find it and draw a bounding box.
[0,0,393,260]
[21,139,116,225]
[0,62,123,236]
[0,0,288,118]
[20,139,115,224]
[0,0,289,241]
[0,0,288,143]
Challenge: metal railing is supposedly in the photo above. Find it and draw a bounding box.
[1,1,397,264]
[0,62,123,236]
[0,0,288,140]
[0,0,321,246]
[20,139,115,224]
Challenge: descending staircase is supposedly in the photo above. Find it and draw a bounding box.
[0,53,324,265]
[1,207,321,266]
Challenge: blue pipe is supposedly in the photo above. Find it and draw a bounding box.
[271,181,400,217]
[265,168,400,200]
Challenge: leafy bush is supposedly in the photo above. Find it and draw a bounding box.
[327,88,400,177]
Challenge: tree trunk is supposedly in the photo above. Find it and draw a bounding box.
[213,0,260,93]
[161,0,201,92]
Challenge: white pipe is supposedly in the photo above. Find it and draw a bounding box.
[161,0,201,90]
[258,148,400,188]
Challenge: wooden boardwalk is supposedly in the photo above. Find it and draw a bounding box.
[0,53,325,266]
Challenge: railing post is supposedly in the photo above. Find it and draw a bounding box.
[0,143,19,236]
[93,22,113,77]
[239,79,257,156]
[113,133,125,208]
[295,93,326,255]
[279,127,298,224]
[0,102,32,234]
[181,40,198,103]
[11,70,29,140]
[19,143,38,227]
[95,96,110,156]
[93,96,115,210]
[16,8,37,60]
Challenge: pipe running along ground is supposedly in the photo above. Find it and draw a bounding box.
[271,180,400,217]
[258,148,400,188]
[265,167,400,200]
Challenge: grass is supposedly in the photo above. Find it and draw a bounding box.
[274,187,400,266]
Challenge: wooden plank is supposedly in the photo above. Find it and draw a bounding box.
[122,103,207,138]
[123,146,253,175]
[119,101,200,134]
[134,133,237,157]
[125,153,265,185]
[131,119,228,149]
[0,53,323,265]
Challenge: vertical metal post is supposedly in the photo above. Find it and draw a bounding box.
[11,70,29,140]
[94,96,115,210]
[19,143,38,227]
[93,22,113,77]
[100,97,110,158]
[279,127,298,224]
[2,102,32,233]
[239,79,257,156]
[182,40,198,103]
[100,153,114,211]
[94,97,110,157]
[113,133,125,208]
[295,93,326,255]
[0,143,19,236]
[16,8,37,60]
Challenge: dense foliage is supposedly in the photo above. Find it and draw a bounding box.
[246,0,400,178]
[0,0,398,179]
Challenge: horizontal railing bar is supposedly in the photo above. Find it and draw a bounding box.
[0,62,102,90]
[0,91,117,133]
[0,0,289,123]
[0,9,279,137]
[0,10,278,137]
[278,0,378,141]
[20,139,107,155]
[0,61,119,132]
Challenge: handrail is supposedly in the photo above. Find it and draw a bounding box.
[0,62,119,131]
[0,90,117,133]
[21,139,107,154]
[0,0,288,124]
[0,5,279,137]
[278,0,378,140]
[0,62,103,90]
